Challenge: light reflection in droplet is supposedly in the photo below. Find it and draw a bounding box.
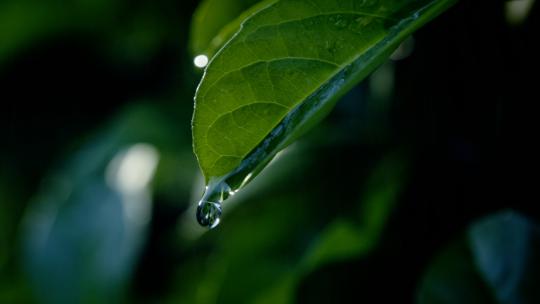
[193,54,209,68]
[239,172,253,189]
[196,200,222,229]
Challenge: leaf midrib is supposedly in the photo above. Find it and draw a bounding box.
[198,11,394,172]
[196,0,453,178]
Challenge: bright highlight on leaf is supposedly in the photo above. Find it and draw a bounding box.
[193,0,456,184]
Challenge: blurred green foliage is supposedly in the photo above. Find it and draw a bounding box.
[1,0,539,303]
[189,0,264,57]
[418,211,540,304]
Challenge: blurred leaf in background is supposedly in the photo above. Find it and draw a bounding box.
[19,104,178,303]
[418,211,540,304]
[0,0,185,66]
[1,0,198,299]
[0,0,120,64]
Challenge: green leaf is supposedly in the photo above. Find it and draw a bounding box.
[193,0,456,182]
[202,0,278,59]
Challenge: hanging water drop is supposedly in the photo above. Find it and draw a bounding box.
[195,179,234,229]
[193,146,270,229]
[196,200,222,229]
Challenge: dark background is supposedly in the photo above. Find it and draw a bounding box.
[1,1,539,303]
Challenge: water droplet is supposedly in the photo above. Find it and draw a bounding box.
[195,179,234,229]
[196,200,222,229]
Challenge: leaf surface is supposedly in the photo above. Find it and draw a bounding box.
[193,0,456,181]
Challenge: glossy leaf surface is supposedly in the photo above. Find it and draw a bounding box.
[193,0,455,181]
